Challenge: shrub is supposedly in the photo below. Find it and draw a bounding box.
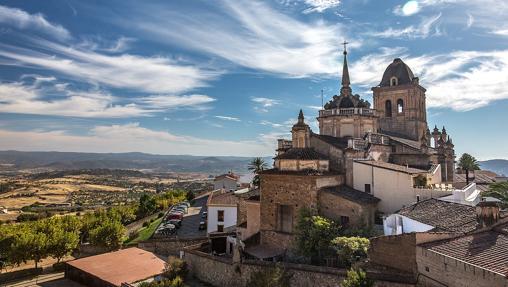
[158,212,165,218]
[332,237,370,267]
[143,221,150,228]
[163,257,188,280]
[246,264,292,287]
[341,268,374,287]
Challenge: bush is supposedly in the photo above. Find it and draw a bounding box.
[163,257,188,280]
[143,221,150,228]
[341,268,374,287]
[158,212,165,218]
[332,237,370,267]
[247,264,292,287]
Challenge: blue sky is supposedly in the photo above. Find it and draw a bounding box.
[0,0,507,159]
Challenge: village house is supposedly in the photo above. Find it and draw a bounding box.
[213,172,239,191]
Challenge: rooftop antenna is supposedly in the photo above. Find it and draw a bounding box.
[321,89,324,109]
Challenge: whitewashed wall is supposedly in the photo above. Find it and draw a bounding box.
[207,205,237,233]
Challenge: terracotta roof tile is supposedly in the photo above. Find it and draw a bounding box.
[398,198,480,233]
[321,185,380,204]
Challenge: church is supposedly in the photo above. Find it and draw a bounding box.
[258,45,456,249]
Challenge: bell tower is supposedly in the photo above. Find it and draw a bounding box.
[372,58,428,141]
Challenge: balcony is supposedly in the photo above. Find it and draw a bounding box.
[319,108,375,117]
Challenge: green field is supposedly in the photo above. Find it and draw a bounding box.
[124,217,163,246]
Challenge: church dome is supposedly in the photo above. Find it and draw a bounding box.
[379,58,415,87]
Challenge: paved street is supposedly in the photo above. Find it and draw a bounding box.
[176,194,208,239]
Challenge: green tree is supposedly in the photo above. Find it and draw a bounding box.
[246,264,292,287]
[458,153,480,185]
[138,194,157,219]
[484,182,508,208]
[294,208,340,263]
[331,237,370,267]
[49,228,79,262]
[341,268,374,287]
[248,157,268,187]
[89,219,125,250]
[163,256,188,280]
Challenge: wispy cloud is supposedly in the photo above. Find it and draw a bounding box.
[302,0,341,14]
[119,0,348,77]
[252,97,280,113]
[0,123,274,156]
[0,37,220,94]
[368,13,442,39]
[215,116,241,122]
[0,5,70,40]
[0,81,216,118]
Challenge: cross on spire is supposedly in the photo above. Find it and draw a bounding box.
[340,40,351,94]
[342,40,349,55]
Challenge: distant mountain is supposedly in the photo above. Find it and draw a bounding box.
[0,150,273,175]
[480,159,508,176]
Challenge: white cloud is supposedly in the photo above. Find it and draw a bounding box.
[141,94,216,109]
[369,13,442,39]
[77,36,135,53]
[215,116,241,122]
[0,82,216,118]
[120,0,349,77]
[491,29,508,36]
[0,38,220,94]
[0,5,70,40]
[302,0,341,14]
[0,123,274,156]
[252,97,281,113]
[350,48,508,111]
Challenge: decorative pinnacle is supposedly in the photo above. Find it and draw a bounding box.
[340,40,351,95]
[298,109,304,121]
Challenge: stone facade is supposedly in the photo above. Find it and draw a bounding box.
[259,173,343,247]
[318,189,376,227]
[318,111,378,138]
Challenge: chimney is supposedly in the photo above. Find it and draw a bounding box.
[476,200,500,228]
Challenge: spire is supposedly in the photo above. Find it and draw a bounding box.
[298,109,304,124]
[340,40,352,96]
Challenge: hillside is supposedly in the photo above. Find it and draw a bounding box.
[480,159,508,176]
[0,150,273,175]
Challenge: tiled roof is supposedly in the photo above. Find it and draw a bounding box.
[455,171,498,184]
[420,230,508,276]
[354,160,427,175]
[312,134,349,149]
[214,173,239,181]
[398,198,480,233]
[207,191,240,206]
[259,168,339,176]
[275,148,328,160]
[321,185,380,204]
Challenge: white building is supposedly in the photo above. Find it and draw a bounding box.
[213,172,239,191]
[206,191,239,234]
[352,160,447,213]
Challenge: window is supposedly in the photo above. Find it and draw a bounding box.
[364,184,371,194]
[217,224,224,232]
[217,210,224,222]
[385,100,392,117]
[340,216,350,226]
[390,76,398,86]
[425,266,430,272]
[397,99,404,113]
[277,205,293,233]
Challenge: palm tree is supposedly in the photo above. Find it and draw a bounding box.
[248,157,267,187]
[457,153,480,185]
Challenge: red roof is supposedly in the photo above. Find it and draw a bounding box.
[67,248,165,286]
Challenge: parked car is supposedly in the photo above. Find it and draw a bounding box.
[201,211,207,219]
[168,219,182,228]
[199,221,206,230]
[174,206,187,213]
[168,213,183,220]
[180,201,191,208]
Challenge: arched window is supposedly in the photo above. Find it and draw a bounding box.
[397,99,404,113]
[385,100,392,117]
[390,76,398,86]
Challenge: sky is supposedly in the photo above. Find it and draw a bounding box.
[0,0,507,160]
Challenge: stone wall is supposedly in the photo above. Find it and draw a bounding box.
[318,189,376,227]
[259,173,342,248]
[416,247,506,287]
[138,237,207,256]
[184,247,415,287]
